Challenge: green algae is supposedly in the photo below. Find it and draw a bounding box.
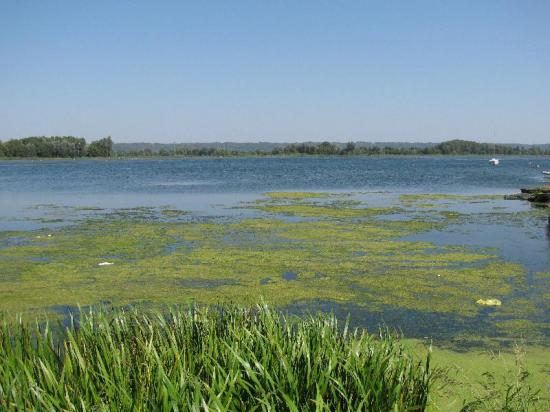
[264,191,331,199]
[534,272,550,313]
[405,339,550,411]
[399,194,504,213]
[400,194,502,203]
[439,210,462,219]
[73,206,105,211]
[253,203,397,218]
[0,191,548,347]
[160,208,189,218]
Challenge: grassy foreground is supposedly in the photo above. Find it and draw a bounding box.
[0,305,431,411]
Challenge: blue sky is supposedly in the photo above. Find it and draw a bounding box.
[1,1,549,143]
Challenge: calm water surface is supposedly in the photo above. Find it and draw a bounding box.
[2,156,549,256]
[1,156,549,340]
[0,155,548,215]
[1,156,549,198]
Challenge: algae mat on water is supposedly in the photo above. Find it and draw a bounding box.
[0,192,548,345]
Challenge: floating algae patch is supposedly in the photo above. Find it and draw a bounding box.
[160,208,189,218]
[399,194,507,216]
[399,193,502,204]
[248,192,400,218]
[23,204,107,225]
[264,191,331,199]
[176,278,240,289]
[439,210,462,219]
[533,272,550,314]
[0,193,548,346]
[252,203,398,218]
[103,206,161,221]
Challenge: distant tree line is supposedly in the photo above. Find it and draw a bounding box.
[119,139,550,157]
[271,140,550,155]
[1,137,549,158]
[422,139,550,155]
[0,136,113,158]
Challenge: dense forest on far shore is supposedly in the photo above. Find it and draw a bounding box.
[1,137,549,158]
[0,136,113,158]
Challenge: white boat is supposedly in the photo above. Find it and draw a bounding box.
[489,158,500,165]
[542,170,550,176]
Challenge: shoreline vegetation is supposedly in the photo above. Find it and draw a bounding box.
[1,305,547,411]
[0,305,432,411]
[1,137,550,159]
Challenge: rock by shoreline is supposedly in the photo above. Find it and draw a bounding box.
[504,186,550,205]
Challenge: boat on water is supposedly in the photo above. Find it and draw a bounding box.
[542,170,550,176]
[489,158,500,165]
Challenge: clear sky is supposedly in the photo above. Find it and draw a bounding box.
[1,1,549,143]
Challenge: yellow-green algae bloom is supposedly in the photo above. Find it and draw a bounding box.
[0,191,546,345]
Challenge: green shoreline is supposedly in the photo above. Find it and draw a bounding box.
[2,137,550,159]
[2,153,550,161]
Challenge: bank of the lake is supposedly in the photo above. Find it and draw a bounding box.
[1,157,549,409]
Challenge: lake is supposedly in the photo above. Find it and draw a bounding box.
[2,156,550,197]
[1,155,549,222]
[1,156,549,346]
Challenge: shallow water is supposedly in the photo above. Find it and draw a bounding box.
[1,156,549,276]
[2,156,549,271]
[2,155,549,226]
[1,156,549,343]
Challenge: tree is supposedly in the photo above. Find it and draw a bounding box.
[317,142,340,155]
[87,136,113,157]
[342,142,356,154]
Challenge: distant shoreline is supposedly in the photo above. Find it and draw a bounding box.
[2,153,550,161]
[2,138,550,159]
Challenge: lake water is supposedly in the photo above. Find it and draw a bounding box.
[1,156,549,264]
[1,155,549,215]
[1,156,549,197]
[1,156,549,341]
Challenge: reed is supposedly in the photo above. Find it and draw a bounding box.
[0,304,431,411]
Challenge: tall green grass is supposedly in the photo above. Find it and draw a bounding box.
[0,305,431,411]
